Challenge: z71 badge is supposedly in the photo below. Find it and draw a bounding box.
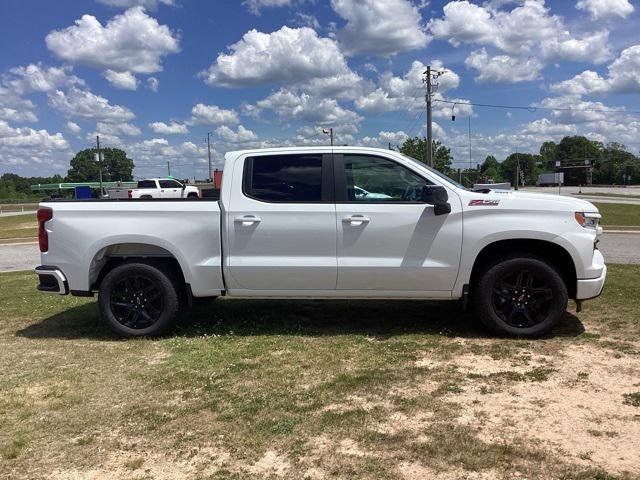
[469,199,500,206]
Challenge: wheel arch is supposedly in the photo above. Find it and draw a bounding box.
[88,240,189,291]
[469,239,577,299]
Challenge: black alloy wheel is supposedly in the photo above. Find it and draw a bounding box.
[99,262,181,337]
[109,275,164,329]
[474,255,568,338]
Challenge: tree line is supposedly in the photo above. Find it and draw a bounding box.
[0,148,134,200]
[399,135,640,187]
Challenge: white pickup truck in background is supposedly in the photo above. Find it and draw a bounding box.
[35,146,606,338]
[107,178,200,199]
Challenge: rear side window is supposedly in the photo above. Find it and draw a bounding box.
[244,155,324,202]
[137,180,156,189]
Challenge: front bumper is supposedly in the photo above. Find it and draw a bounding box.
[35,265,68,295]
[576,263,607,300]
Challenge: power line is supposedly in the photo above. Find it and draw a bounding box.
[433,98,640,115]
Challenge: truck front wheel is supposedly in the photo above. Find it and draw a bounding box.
[98,262,181,337]
[473,255,568,338]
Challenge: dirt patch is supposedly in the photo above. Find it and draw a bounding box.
[449,344,640,475]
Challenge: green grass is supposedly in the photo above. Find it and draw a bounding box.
[0,266,638,478]
[0,213,37,240]
[578,192,640,199]
[594,203,640,227]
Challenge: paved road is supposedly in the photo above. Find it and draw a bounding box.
[0,242,39,272]
[1,234,639,273]
[0,210,37,217]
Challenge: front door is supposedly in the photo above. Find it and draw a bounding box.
[335,153,462,292]
[158,179,181,198]
[226,153,337,291]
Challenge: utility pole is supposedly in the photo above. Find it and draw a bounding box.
[207,132,213,182]
[167,161,171,176]
[423,65,445,168]
[426,65,432,167]
[96,135,103,198]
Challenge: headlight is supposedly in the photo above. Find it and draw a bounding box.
[575,212,600,229]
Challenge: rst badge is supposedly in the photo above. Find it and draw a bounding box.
[469,199,500,206]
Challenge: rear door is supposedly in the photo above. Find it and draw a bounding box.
[334,153,462,293]
[226,153,337,291]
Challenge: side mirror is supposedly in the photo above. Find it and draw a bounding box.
[422,185,451,215]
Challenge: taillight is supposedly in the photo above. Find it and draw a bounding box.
[37,208,53,252]
[127,189,132,199]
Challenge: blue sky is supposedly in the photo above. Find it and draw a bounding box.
[1,0,639,179]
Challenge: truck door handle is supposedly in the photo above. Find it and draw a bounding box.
[234,215,261,226]
[343,215,370,226]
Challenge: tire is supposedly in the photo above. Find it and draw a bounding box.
[473,255,568,338]
[98,261,181,338]
[187,192,199,199]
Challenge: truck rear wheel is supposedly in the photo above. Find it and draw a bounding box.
[473,255,568,338]
[98,262,180,338]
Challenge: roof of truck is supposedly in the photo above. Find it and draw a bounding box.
[225,146,399,158]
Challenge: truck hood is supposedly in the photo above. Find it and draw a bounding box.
[467,189,598,213]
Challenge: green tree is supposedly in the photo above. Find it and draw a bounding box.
[399,137,453,175]
[539,141,557,170]
[500,153,542,186]
[555,136,602,185]
[67,148,134,182]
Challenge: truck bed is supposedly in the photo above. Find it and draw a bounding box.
[40,198,224,297]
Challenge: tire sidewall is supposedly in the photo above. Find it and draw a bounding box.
[99,262,179,337]
[475,257,568,337]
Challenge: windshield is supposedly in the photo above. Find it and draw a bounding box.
[399,153,468,191]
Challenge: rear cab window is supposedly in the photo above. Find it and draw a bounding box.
[137,180,157,189]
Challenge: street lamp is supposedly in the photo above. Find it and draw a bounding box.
[322,127,333,146]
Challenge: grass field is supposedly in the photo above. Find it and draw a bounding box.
[0,214,37,240]
[0,266,639,479]
[595,203,640,227]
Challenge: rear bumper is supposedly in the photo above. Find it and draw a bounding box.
[35,266,68,295]
[576,263,607,300]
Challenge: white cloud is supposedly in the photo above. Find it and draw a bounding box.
[97,0,176,8]
[46,7,180,75]
[190,103,239,125]
[0,120,71,174]
[429,0,612,82]
[215,125,258,143]
[331,0,429,56]
[48,87,135,123]
[292,12,320,29]
[0,64,84,122]
[244,0,294,15]
[256,89,362,132]
[97,121,141,136]
[0,107,37,123]
[104,70,138,90]
[2,63,84,95]
[355,60,459,113]
[147,77,159,92]
[521,118,577,136]
[551,44,640,95]
[576,0,634,19]
[465,49,542,82]
[149,121,188,134]
[199,26,363,97]
[66,121,81,133]
[360,130,410,148]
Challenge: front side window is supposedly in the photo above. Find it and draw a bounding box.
[245,154,323,202]
[343,155,431,202]
[159,179,181,188]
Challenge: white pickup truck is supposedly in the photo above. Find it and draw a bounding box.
[35,146,606,338]
[107,178,200,199]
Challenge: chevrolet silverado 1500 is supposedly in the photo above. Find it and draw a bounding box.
[35,147,606,338]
